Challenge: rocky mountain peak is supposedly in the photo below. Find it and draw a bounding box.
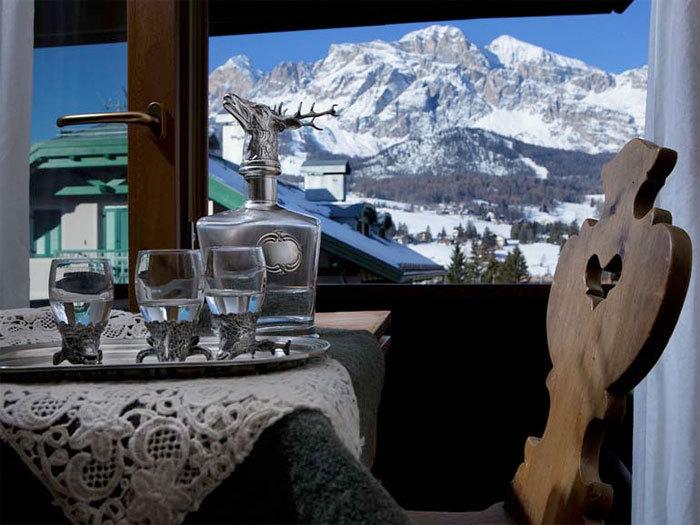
[399,24,468,45]
[208,54,261,111]
[220,54,255,71]
[262,61,313,94]
[208,26,646,171]
[398,25,485,66]
[487,35,590,71]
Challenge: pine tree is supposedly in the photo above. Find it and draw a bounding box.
[455,223,465,241]
[476,236,496,263]
[518,223,534,244]
[498,246,530,283]
[547,222,567,245]
[482,227,497,249]
[568,220,579,236]
[424,225,433,242]
[439,226,448,240]
[481,255,502,284]
[463,258,480,283]
[467,238,501,283]
[510,222,521,241]
[470,240,482,268]
[465,221,478,239]
[447,243,467,284]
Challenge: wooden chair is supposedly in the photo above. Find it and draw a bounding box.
[408,139,693,525]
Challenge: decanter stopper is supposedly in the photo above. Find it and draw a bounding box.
[222,92,338,174]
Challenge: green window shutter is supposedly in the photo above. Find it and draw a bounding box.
[118,207,128,251]
[32,210,61,257]
[102,205,128,251]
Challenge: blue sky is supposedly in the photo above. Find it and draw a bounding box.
[209,0,650,74]
[33,0,649,143]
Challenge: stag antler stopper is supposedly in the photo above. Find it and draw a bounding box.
[222,92,338,173]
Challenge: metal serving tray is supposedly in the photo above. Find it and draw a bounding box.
[0,336,330,382]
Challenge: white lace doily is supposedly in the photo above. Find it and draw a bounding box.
[0,307,148,346]
[0,308,362,525]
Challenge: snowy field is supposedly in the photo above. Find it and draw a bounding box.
[348,193,594,278]
[347,194,512,237]
[410,242,468,268]
[512,243,561,277]
[522,194,603,226]
[411,240,560,278]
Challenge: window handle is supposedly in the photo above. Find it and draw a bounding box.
[56,102,165,139]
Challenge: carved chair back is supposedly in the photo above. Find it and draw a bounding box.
[508,138,692,524]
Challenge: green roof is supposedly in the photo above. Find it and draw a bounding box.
[31,127,243,209]
[55,178,127,196]
[30,127,127,169]
[208,176,244,209]
[31,128,443,282]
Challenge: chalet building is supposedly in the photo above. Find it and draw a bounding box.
[28,126,444,298]
[328,203,395,239]
[301,159,350,202]
[393,233,413,245]
[415,230,433,243]
[29,126,130,297]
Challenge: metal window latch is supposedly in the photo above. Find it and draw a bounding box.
[56,102,165,139]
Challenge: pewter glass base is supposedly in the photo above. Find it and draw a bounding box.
[214,313,289,360]
[53,321,106,365]
[136,320,213,363]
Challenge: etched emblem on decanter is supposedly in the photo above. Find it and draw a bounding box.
[257,230,303,274]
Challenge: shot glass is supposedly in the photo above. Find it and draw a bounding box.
[49,258,113,365]
[134,249,209,362]
[203,246,274,359]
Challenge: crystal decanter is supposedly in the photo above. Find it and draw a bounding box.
[197,93,337,336]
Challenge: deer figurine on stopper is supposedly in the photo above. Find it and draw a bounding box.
[222,93,338,165]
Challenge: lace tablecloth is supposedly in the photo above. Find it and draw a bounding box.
[0,308,362,525]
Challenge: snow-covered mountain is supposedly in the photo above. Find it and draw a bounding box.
[208,25,646,177]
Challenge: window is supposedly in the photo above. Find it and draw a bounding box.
[30,0,207,305]
[26,0,643,303]
[30,39,128,299]
[206,1,648,285]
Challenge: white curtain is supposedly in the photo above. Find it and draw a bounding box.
[0,0,33,307]
[633,0,700,523]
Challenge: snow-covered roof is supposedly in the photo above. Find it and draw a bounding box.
[208,156,445,282]
[328,203,370,219]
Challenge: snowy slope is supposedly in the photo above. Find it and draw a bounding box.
[372,206,511,239]
[366,194,588,278]
[487,35,590,70]
[522,194,603,225]
[410,238,560,278]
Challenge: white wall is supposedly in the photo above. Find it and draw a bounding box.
[29,258,53,300]
[29,203,100,300]
[304,174,347,202]
[61,203,99,250]
[222,124,245,165]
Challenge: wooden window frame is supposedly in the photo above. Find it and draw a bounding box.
[32,0,634,309]
[126,0,208,309]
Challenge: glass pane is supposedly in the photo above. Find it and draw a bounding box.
[207,4,648,284]
[31,34,128,300]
